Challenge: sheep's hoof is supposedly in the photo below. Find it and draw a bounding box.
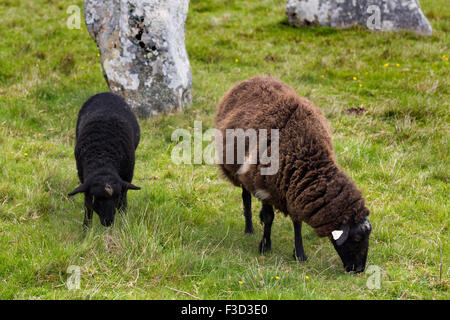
[82,222,91,232]
[259,239,271,254]
[244,225,254,234]
[293,249,308,262]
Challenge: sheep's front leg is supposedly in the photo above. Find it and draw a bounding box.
[83,194,93,229]
[242,187,254,234]
[118,191,127,212]
[259,204,274,253]
[293,220,308,261]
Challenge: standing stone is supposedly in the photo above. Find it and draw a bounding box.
[84,0,192,118]
[286,0,432,36]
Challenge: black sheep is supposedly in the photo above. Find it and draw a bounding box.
[68,92,141,227]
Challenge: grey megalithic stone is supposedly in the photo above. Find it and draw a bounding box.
[84,0,192,118]
[286,0,432,36]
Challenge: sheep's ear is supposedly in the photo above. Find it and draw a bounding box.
[68,183,88,196]
[123,182,141,191]
[332,224,349,246]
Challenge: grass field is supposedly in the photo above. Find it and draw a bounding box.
[0,0,448,299]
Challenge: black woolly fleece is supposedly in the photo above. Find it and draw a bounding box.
[74,92,140,185]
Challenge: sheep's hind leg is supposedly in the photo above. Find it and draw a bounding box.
[293,220,308,262]
[259,204,274,254]
[242,187,254,234]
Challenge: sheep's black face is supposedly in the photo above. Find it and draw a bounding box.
[92,197,116,226]
[90,181,122,227]
[330,219,372,273]
[68,176,141,227]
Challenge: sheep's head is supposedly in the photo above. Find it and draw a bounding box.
[330,219,372,273]
[68,174,140,226]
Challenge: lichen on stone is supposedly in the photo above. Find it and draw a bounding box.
[84,0,192,118]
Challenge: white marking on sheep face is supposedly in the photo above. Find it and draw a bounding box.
[332,230,344,240]
[254,189,271,200]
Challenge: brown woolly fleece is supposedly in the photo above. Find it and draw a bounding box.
[215,76,370,237]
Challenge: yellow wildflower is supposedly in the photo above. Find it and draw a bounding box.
[238,281,244,285]
[353,76,357,81]
[384,63,389,67]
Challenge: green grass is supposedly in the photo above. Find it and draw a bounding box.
[0,0,448,299]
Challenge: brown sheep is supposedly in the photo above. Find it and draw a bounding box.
[215,76,372,273]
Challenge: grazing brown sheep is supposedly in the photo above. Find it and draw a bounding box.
[215,76,372,273]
